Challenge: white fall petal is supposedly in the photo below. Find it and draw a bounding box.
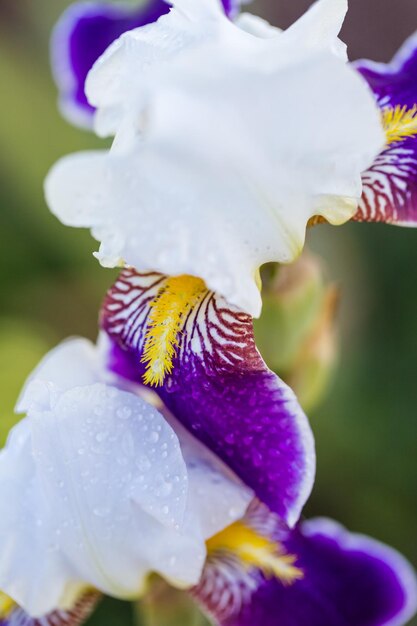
[45,0,384,317]
[0,338,251,617]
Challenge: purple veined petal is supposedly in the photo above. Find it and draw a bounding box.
[353,33,417,225]
[0,591,100,626]
[356,137,417,225]
[101,269,315,527]
[51,0,240,128]
[193,517,417,626]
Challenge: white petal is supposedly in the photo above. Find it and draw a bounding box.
[0,420,70,615]
[1,386,188,615]
[170,0,224,19]
[16,338,100,413]
[235,13,282,38]
[165,417,253,540]
[86,0,227,138]
[1,339,251,616]
[46,48,383,316]
[284,0,348,61]
[45,0,384,316]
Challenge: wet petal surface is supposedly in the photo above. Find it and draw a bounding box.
[102,269,315,527]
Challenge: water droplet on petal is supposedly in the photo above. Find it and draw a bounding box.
[117,406,132,420]
[93,506,110,518]
[148,431,160,443]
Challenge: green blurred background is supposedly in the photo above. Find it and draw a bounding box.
[0,0,416,624]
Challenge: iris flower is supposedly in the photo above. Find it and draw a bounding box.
[353,34,417,224]
[52,0,417,228]
[0,336,415,626]
[45,0,385,317]
[52,0,242,127]
[28,3,416,624]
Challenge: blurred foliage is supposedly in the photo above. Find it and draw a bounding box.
[254,252,339,412]
[0,321,49,445]
[0,0,416,625]
[255,257,326,373]
[87,597,135,626]
[135,579,210,626]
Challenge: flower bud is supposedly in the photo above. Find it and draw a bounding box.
[254,252,339,411]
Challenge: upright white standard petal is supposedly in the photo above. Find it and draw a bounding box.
[235,13,282,38]
[0,339,251,617]
[45,0,384,317]
[284,0,348,60]
[84,0,228,138]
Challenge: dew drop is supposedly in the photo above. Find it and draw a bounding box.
[229,507,239,518]
[148,431,160,443]
[93,506,110,518]
[122,432,135,457]
[136,456,151,472]
[158,482,173,497]
[117,406,132,420]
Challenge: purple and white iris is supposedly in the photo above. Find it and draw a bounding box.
[102,269,315,526]
[0,1,416,625]
[354,33,417,225]
[45,0,384,317]
[0,334,415,626]
[0,338,252,617]
[197,511,417,626]
[47,0,417,316]
[52,0,242,127]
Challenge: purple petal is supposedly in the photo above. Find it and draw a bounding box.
[52,0,239,128]
[195,518,417,626]
[220,0,241,18]
[354,34,417,225]
[355,33,417,110]
[101,269,315,527]
[1,591,100,626]
[356,138,417,225]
